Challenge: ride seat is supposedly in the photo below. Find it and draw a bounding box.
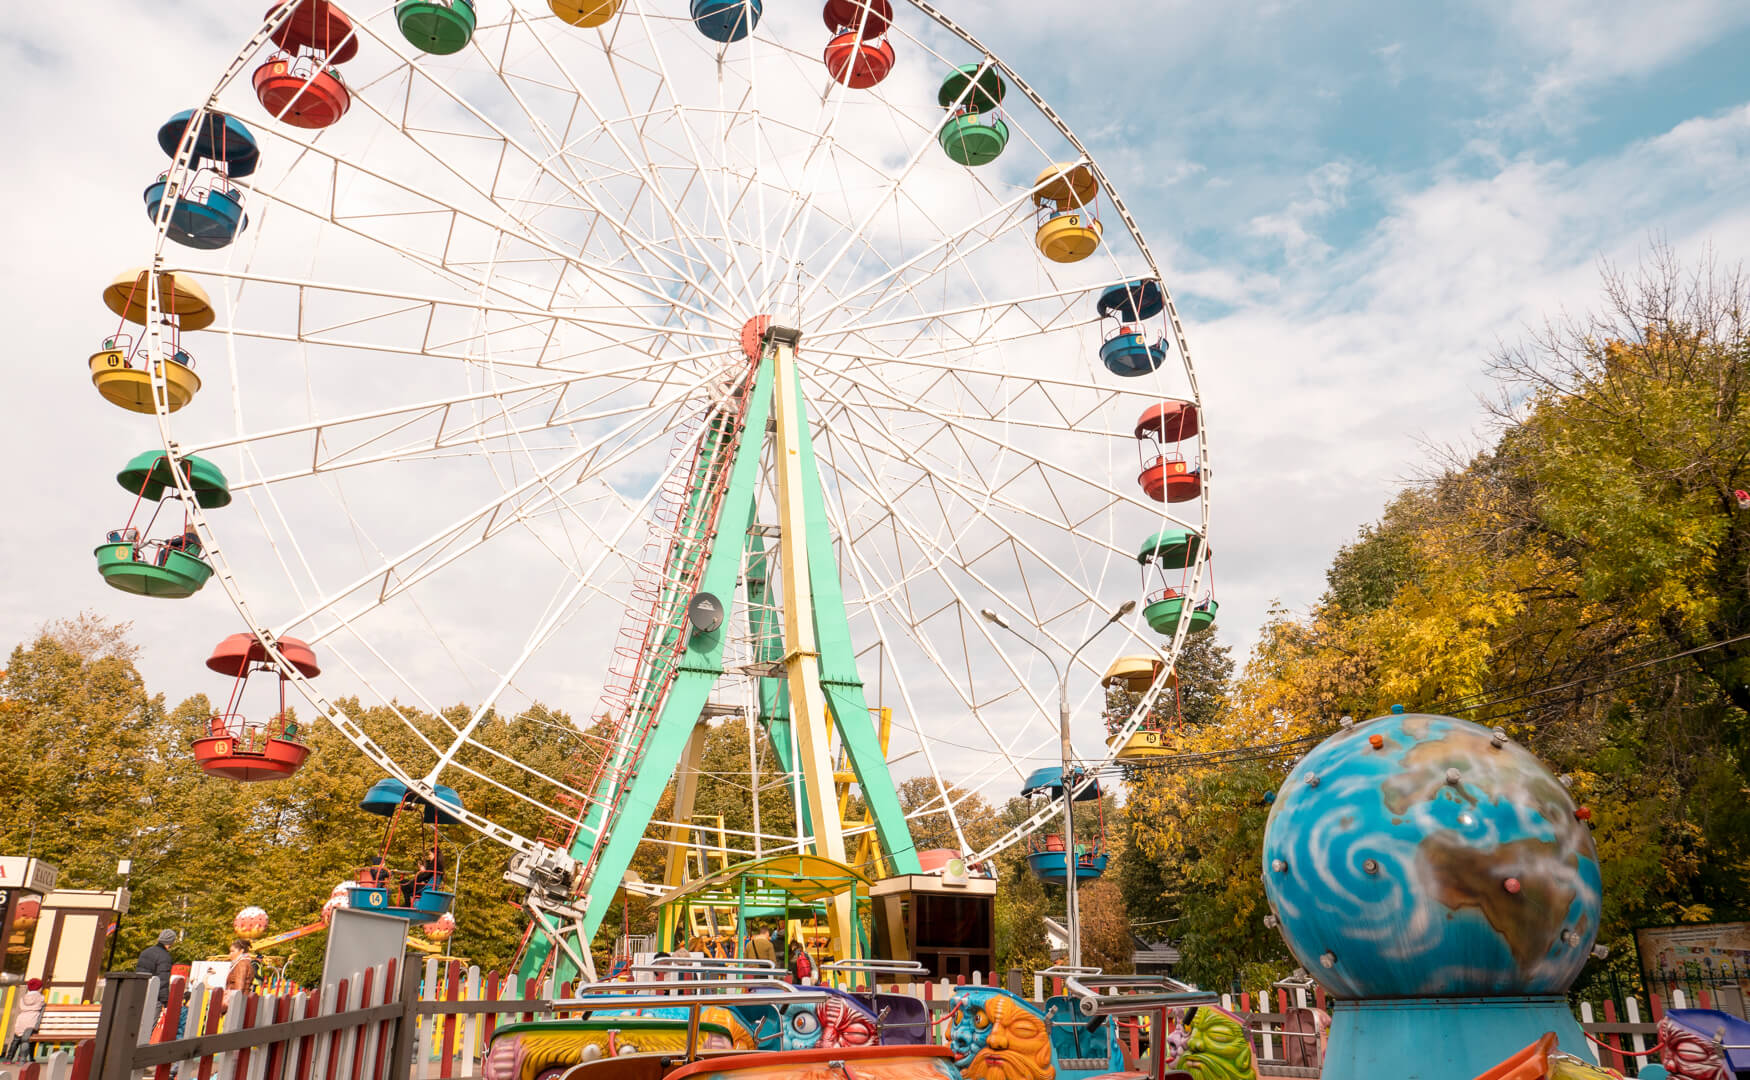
[869,994,929,1044]
[1044,834,1065,851]
[1046,997,1112,1062]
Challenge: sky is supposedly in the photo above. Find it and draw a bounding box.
[5,0,1750,719]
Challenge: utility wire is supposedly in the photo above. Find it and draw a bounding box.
[1093,629,1750,783]
[1438,630,1750,715]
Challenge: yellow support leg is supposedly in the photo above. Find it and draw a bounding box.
[769,331,852,956]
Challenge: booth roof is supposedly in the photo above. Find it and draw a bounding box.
[656,853,872,906]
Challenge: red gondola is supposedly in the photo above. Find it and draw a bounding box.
[190,634,320,781]
[1135,402,1201,503]
[253,0,359,129]
[822,0,894,88]
[821,0,890,36]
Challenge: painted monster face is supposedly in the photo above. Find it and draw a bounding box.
[782,1002,826,1051]
[1660,1018,1733,1080]
[947,989,1055,1080]
[780,994,878,1050]
[1168,1007,1257,1080]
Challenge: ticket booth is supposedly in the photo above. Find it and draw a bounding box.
[870,866,996,983]
[0,857,58,982]
[24,886,130,1001]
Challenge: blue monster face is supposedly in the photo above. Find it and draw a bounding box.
[781,1002,825,1050]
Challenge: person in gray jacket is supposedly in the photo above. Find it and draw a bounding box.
[134,929,177,1009]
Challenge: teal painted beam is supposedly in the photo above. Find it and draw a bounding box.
[785,366,922,876]
[533,360,777,985]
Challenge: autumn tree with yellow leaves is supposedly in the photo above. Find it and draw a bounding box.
[1119,253,1750,996]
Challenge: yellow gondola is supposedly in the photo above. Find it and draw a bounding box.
[90,269,213,415]
[549,0,621,26]
[1103,655,1177,762]
[1101,654,1174,692]
[1032,162,1102,263]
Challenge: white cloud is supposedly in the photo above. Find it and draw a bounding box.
[1474,0,1750,129]
[1245,161,1354,262]
[1183,103,1750,659]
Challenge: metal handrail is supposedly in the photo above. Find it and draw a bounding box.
[1062,973,1217,1017]
[820,960,928,975]
[637,958,779,971]
[577,978,800,996]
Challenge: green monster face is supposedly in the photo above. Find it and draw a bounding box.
[1168,1007,1257,1080]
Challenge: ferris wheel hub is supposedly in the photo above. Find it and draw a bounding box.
[739,315,772,361]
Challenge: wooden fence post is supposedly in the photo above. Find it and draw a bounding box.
[91,972,152,1080]
[388,961,421,1080]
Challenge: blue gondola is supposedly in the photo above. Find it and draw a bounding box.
[143,179,248,251]
[1021,766,1108,883]
[1019,765,1100,801]
[349,778,464,924]
[156,110,261,178]
[359,777,466,823]
[1100,331,1167,377]
[1096,280,1164,322]
[345,882,456,924]
[691,0,761,42]
[1096,279,1169,377]
[145,110,259,250]
[1025,845,1110,884]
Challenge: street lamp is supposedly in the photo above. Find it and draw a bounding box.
[981,600,1135,968]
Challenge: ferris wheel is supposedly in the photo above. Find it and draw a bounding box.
[106,0,1213,980]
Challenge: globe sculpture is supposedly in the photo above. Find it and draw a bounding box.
[1262,712,1604,1080]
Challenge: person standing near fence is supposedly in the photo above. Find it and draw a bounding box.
[225,939,255,993]
[136,929,177,1015]
[3,978,45,1062]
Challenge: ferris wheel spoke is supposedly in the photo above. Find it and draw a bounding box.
[188,345,724,488]
[614,5,763,309]
[334,33,738,336]
[807,338,1181,407]
[810,381,1117,674]
[486,10,747,312]
[791,66,996,312]
[806,373,1126,709]
[192,265,733,378]
[804,358,1200,544]
[810,411,1062,765]
[241,122,713,333]
[816,276,1117,345]
[800,183,1041,331]
[276,372,709,641]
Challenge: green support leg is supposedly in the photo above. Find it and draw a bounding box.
[528,358,778,986]
[744,533,796,779]
[788,364,922,876]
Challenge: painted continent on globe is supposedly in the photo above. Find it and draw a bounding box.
[1261,713,1601,998]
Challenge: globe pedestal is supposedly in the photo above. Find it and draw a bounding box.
[1324,995,1589,1080]
[1261,713,1607,1078]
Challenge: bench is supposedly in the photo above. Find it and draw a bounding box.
[28,1003,102,1047]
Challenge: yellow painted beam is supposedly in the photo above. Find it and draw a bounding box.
[663,723,711,888]
[769,332,852,954]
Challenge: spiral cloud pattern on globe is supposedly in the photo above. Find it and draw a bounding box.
[1261,713,1601,998]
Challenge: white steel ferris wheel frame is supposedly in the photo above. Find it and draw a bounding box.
[136,0,1214,920]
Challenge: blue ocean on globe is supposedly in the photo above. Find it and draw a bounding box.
[1261,713,1601,999]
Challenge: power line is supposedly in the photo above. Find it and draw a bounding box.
[1089,631,1750,790]
[1439,630,1750,715]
